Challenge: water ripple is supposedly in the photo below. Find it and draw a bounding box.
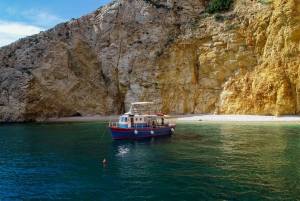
[0,122,299,200]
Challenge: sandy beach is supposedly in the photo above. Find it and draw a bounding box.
[176,114,300,122]
[44,114,300,123]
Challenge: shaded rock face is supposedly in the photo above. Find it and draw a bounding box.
[0,0,299,122]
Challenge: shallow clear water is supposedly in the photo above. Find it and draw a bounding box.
[0,122,299,200]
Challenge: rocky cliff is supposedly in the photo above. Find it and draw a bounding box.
[0,0,299,122]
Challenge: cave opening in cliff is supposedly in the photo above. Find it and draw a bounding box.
[71,112,82,117]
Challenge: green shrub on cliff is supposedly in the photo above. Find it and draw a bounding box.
[206,0,234,13]
[214,13,223,21]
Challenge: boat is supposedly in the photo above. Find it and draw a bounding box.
[108,102,176,140]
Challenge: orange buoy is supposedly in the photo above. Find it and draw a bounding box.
[103,158,107,163]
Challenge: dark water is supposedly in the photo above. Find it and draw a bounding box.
[0,122,299,200]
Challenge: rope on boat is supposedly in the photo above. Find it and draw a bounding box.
[100,125,108,141]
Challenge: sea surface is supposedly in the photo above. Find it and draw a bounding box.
[0,122,299,200]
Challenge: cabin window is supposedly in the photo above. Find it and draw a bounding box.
[120,117,128,122]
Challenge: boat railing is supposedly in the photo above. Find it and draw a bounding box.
[109,121,119,127]
[109,120,175,128]
[166,119,176,126]
[133,123,146,129]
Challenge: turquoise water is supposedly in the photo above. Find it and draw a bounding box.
[0,122,299,200]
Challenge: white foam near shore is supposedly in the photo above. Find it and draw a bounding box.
[176,114,300,122]
[44,114,300,123]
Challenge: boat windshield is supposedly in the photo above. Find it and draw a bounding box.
[119,117,128,122]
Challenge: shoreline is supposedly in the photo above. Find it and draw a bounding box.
[43,114,300,123]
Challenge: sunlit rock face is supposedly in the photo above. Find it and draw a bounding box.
[0,0,299,122]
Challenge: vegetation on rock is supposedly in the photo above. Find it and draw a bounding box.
[214,13,223,21]
[206,0,234,13]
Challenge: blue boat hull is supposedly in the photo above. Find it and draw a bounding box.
[108,125,176,140]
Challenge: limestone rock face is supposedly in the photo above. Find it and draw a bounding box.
[0,0,300,122]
